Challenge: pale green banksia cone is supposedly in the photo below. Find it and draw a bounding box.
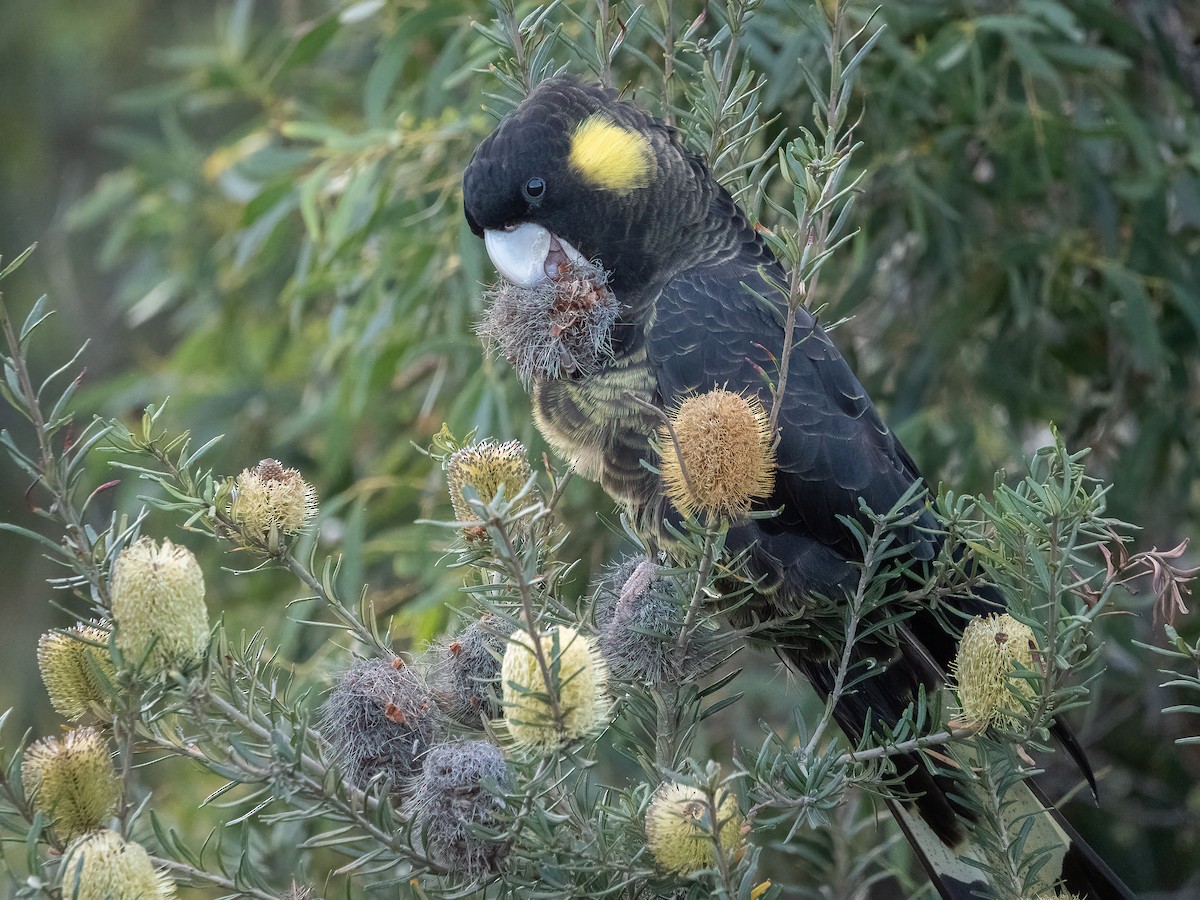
[229,458,318,545]
[110,538,209,672]
[645,781,744,875]
[61,829,176,899]
[22,727,119,842]
[447,440,534,533]
[659,389,776,521]
[501,625,608,751]
[951,612,1040,730]
[37,623,116,721]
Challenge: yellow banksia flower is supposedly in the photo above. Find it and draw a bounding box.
[61,829,176,899]
[501,625,608,751]
[22,727,119,842]
[37,623,115,721]
[110,538,208,672]
[659,389,776,520]
[447,439,534,528]
[645,780,744,874]
[952,613,1040,730]
[230,458,318,541]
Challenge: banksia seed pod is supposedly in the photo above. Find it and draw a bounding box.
[409,739,511,875]
[594,557,717,686]
[645,781,744,875]
[320,658,444,791]
[437,616,510,725]
[229,458,318,541]
[952,613,1040,730]
[37,623,116,721]
[60,829,176,899]
[479,258,620,386]
[659,389,776,520]
[447,439,534,529]
[110,538,208,672]
[501,625,608,751]
[22,727,119,842]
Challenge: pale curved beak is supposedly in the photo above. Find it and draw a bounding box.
[484,223,586,287]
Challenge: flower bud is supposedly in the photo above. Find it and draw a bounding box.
[37,623,116,721]
[659,389,776,520]
[409,739,511,875]
[61,829,175,899]
[952,613,1040,730]
[447,440,534,532]
[110,538,208,671]
[501,625,608,751]
[22,727,119,842]
[320,658,444,791]
[645,781,744,874]
[229,458,318,544]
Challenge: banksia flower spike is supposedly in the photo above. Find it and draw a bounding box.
[447,439,535,537]
[952,613,1040,731]
[37,623,116,721]
[60,829,176,899]
[645,781,744,875]
[501,625,608,751]
[659,389,776,521]
[110,538,208,672]
[320,658,444,791]
[408,739,511,875]
[229,458,318,549]
[22,727,119,842]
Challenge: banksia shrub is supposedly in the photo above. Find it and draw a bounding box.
[60,829,175,899]
[37,623,115,721]
[22,728,119,842]
[645,781,744,875]
[501,625,609,751]
[659,389,776,521]
[594,557,718,686]
[229,458,317,543]
[408,739,511,875]
[952,613,1040,730]
[447,439,535,531]
[320,658,444,791]
[110,538,208,672]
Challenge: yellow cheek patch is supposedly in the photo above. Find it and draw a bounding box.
[569,114,655,193]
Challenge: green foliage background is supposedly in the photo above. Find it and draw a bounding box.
[1,0,1197,895]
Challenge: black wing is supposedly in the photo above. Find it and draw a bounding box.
[646,258,938,566]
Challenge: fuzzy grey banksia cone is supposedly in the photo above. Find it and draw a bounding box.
[408,740,511,875]
[320,658,444,790]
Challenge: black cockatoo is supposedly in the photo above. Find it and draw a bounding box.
[462,76,1131,900]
